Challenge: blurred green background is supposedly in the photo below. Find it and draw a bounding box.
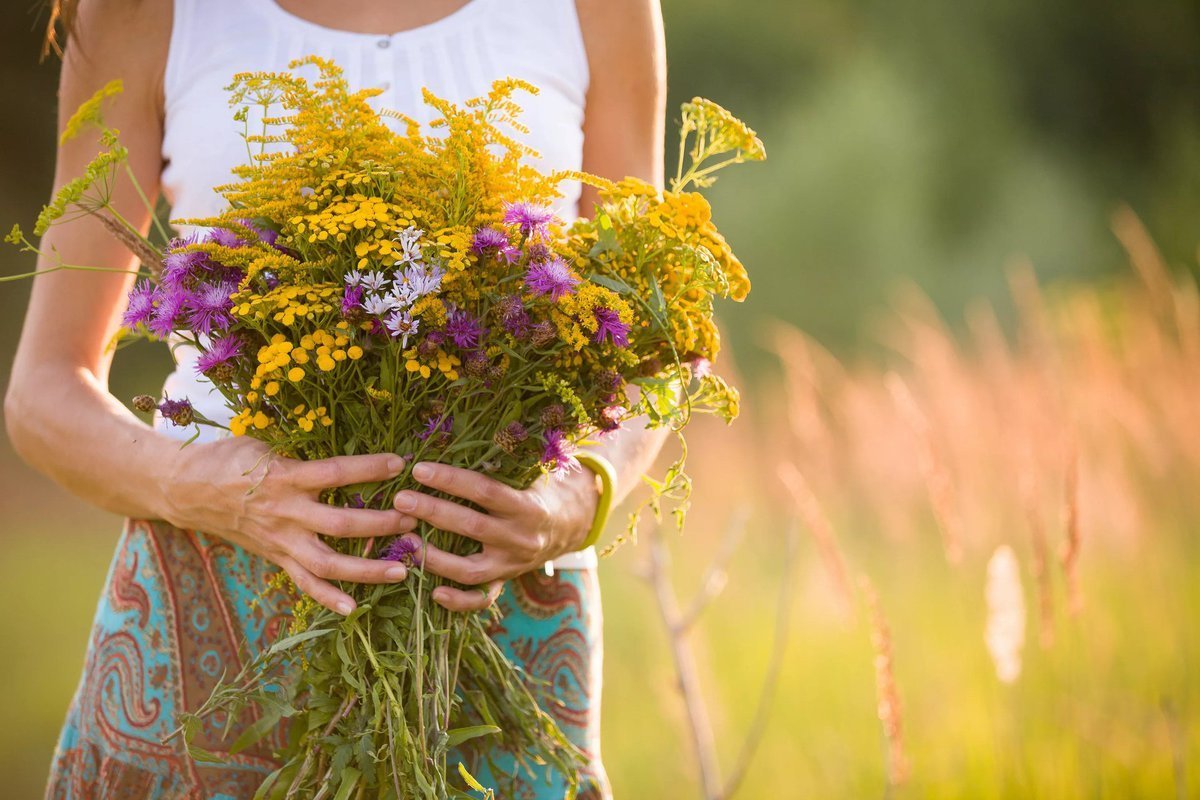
[2,1,1198,798]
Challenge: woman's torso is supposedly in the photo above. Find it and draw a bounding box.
[154,0,591,443]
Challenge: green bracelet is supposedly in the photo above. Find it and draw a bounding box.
[575,451,617,551]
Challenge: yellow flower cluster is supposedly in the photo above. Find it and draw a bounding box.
[553,284,634,351]
[290,403,334,432]
[403,346,461,380]
[232,283,340,326]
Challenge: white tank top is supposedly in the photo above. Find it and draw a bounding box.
[153,0,596,569]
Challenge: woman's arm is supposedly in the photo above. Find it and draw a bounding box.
[389,0,672,611]
[5,0,416,616]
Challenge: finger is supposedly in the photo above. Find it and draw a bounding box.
[392,491,509,546]
[279,556,357,616]
[289,536,409,585]
[400,536,509,585]
[295,503,417,539]
[411,462,523,514]
[287,453,406,491]
[433,579,505,612]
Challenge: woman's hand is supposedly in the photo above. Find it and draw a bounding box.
[158,436,417,616]
[391,461,601,611]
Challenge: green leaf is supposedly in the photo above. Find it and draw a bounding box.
[331,766,361,800]
[446,724,501,748]
[229,706,283,754]
[588,272,634,296]
[457,762,487,792]
[265,627,333,657]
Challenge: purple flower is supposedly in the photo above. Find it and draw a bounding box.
[690,357,713,379]
[540,428,580,474]
[195,335,243,377]
[593,307,631,347]
[348,493,366,509]
[205,227,244,248]
[471,226,521,263]
[147,283,192,338]
[261,271,280,290]
[122,279,156,329]
[524,257,579,301]
[417,413,453,441]
[503,202,556,238]
[157,396,195,427]
[381,536,422,566]
[161,235,207,287]
[187,282,236,336]
[341,284,365,318]
[384,310,420,345]
[445,307,487,350]
[494,294,531,338]
[598,405,626,433]
[471,226,508,253]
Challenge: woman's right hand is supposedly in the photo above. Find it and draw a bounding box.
[157,436,416,615]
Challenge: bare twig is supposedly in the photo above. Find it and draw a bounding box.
[721,521,799,799]
[645,522,723,799]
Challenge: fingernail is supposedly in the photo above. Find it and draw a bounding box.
[387,455,405,474]
[336,600,355,615]
[385,565,406,581]
[394,493,416,511]
[412,462,433,481]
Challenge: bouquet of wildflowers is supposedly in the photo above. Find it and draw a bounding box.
[11,57,762,798]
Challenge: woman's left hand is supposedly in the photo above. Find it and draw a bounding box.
[391,461,600,611]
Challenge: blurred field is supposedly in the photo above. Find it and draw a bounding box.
[3,215,1199,798]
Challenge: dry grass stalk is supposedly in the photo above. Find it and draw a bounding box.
[1060,446,1083,616]
[885,372,964,564]
[1020,471,1055,648]
[777,461,855,616]
[859,574,910,788]
[96,212,162,279]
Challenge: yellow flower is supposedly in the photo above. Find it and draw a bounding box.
[288,367,305,382]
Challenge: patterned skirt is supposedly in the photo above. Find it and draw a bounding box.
[45,519,609,799]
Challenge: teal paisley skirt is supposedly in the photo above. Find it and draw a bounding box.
[45,519,610,799]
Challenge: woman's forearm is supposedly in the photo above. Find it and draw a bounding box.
[5,361,182,521]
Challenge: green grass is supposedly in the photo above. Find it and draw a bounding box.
[0,501,1195,799]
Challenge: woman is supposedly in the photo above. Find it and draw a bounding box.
[6,0,669,797]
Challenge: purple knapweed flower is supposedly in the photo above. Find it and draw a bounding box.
[147,283,192,338]
[495,294,531,338]
[417,413,453,441]
[160,235,207,287]
[194,335,243,377]
[341,284,365,318]
[471,226,522,263]
[593,307,631,347]
[157,396,195,427]
[524,257,579,301]
[187,282,236,336]
[540,428,581,474]
[122,279,156,329]
[445,307,487,350]
[381,536,422,567]
[690,357,713,379]
[503,202,556,239]
[348,493,367,509]
[205,227,244,249]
